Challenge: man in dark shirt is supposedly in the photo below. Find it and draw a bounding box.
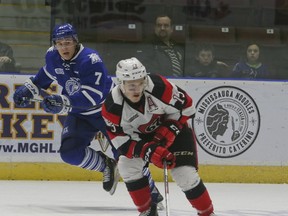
[136,15,184,77]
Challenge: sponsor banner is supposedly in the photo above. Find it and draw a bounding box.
[1,75,288,166]
[194,86,260,158]
[171,78,288,166]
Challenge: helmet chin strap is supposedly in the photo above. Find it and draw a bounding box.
[120,84,126,94]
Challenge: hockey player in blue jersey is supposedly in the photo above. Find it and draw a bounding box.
[13,23,119,195]
[13,23,164,204]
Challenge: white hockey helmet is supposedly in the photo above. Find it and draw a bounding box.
[116,57,147,84]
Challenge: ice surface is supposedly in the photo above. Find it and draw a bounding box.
[0,181,287,216]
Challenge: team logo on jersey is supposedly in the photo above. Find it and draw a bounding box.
[193,86,260,158]
[147,96,158,111]
[138,115,161,133]
[48,46,54,52]
[88,53,102,64]
[55,68,64,74]
[62,62,71,70]
[65,77,81,95]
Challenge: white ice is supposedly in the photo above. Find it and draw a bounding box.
[0,181,287,216]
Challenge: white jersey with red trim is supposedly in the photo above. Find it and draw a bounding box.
[102,74,196,152]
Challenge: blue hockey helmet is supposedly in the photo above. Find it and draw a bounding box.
[52,23,78,43]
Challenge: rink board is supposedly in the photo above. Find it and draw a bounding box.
[1,74,288,183]
[0,162,287,184]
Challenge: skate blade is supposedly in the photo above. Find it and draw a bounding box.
[109,166,120,195]
[157,201,165,211]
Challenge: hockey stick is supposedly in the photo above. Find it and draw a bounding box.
[24,97,102,110]
[163,160,170,216]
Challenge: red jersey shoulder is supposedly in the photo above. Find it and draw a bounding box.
[102,88,123,125]
[148,74,174,104]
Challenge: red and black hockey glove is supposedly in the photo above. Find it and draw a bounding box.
[140,141,176,169]
[153,120,183,148]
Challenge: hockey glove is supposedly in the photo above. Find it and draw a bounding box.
[42,94,71,114]
[153,120,183,148]
[140,141,176,169]
[13,77,39,107]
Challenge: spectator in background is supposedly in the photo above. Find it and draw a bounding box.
[185,43,229,78]
[232,42,269,79]
[136,14,184,77]
[0,41,16,72]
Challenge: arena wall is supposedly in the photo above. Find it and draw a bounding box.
[1,74,287,183]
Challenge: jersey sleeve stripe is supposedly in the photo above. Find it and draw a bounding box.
[82,90,97,105]
[150,75,173,104]
[158,76,174,103]
[102,103,121,125]
[43,65,57,81]
[82,85,103,98]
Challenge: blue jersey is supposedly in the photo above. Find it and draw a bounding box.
[232,61,269,79]
[33,44,114,118]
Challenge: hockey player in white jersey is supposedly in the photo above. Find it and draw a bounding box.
[102,57,216,216]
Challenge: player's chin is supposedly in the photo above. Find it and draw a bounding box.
[61,53,72,60]
[130,96,141,103]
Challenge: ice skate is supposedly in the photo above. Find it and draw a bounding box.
[139,203,158,216]
[151,186,164,210]
[103,157,120,195]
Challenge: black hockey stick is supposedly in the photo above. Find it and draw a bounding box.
[163,160,170,216]
[24,97,102,110]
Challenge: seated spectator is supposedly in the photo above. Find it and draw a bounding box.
[185,43,229,78]
[0,41,16,72]
[232,42,269,79]
[136,14,184,77]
